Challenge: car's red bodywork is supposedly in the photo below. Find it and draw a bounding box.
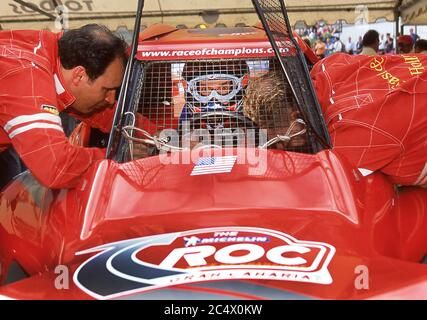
[0,25,426,300]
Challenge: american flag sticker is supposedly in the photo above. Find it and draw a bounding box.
[191,156,238,176]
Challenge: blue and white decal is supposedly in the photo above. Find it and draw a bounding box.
[74,227,336,299]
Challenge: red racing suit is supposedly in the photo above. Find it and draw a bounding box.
[0,30,152,189]
[311,53,427,187]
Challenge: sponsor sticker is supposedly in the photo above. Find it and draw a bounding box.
[74,227,336,299]
[137,42,293,61]
[41,104,59,115]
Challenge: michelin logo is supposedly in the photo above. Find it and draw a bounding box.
[184,233,269,247]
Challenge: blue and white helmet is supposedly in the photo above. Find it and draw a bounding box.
[180,60,249,121]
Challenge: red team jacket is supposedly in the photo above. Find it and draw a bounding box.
[0,30,120,188]
[0,30,158,189]
[311,53,427,187]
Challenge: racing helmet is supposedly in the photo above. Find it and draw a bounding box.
[180,60,249,119]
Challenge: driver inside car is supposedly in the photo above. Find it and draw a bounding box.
[133,60,307,154]
[172,61,307,151]
[178,60,250,128]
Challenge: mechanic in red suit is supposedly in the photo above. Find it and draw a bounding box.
[311,53,427,187]
[0,24,126,189]
[0,24,153,189]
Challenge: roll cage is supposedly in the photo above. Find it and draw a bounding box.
[106,0,331,163]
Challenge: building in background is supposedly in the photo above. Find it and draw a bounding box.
[0,0,425,41]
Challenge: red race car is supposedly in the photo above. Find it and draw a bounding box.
[0,0,426,300]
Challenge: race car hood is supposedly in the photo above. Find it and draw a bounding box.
[3,149,427,300]
[78,149,362,240]
[1,255,427,300]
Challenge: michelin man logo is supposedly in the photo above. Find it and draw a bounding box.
[184,236,200,247]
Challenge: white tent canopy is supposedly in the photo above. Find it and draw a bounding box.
[0,0,425,31]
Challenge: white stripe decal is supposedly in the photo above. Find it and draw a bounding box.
[54,74,65,95]
[414,162,427,186]
[9,123,63,139]
[5,113,61,132]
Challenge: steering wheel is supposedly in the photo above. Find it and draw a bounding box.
[177,110,261,149]
[181,110,259,131]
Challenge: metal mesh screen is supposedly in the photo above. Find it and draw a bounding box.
[139,62,173,133]
[252,0,331,150]
[253,1,290,37]
[129,57,316,159]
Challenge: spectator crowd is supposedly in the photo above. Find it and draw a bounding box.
[298,22,427,59]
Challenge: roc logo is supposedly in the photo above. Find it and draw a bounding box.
[74,227,336,299]
[41,104,59,115]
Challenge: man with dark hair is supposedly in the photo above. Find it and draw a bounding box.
[0,24,132,189]
[415,39,427,54]
[360,29,379,56]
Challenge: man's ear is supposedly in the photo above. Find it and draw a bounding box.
[71,66,88,86]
